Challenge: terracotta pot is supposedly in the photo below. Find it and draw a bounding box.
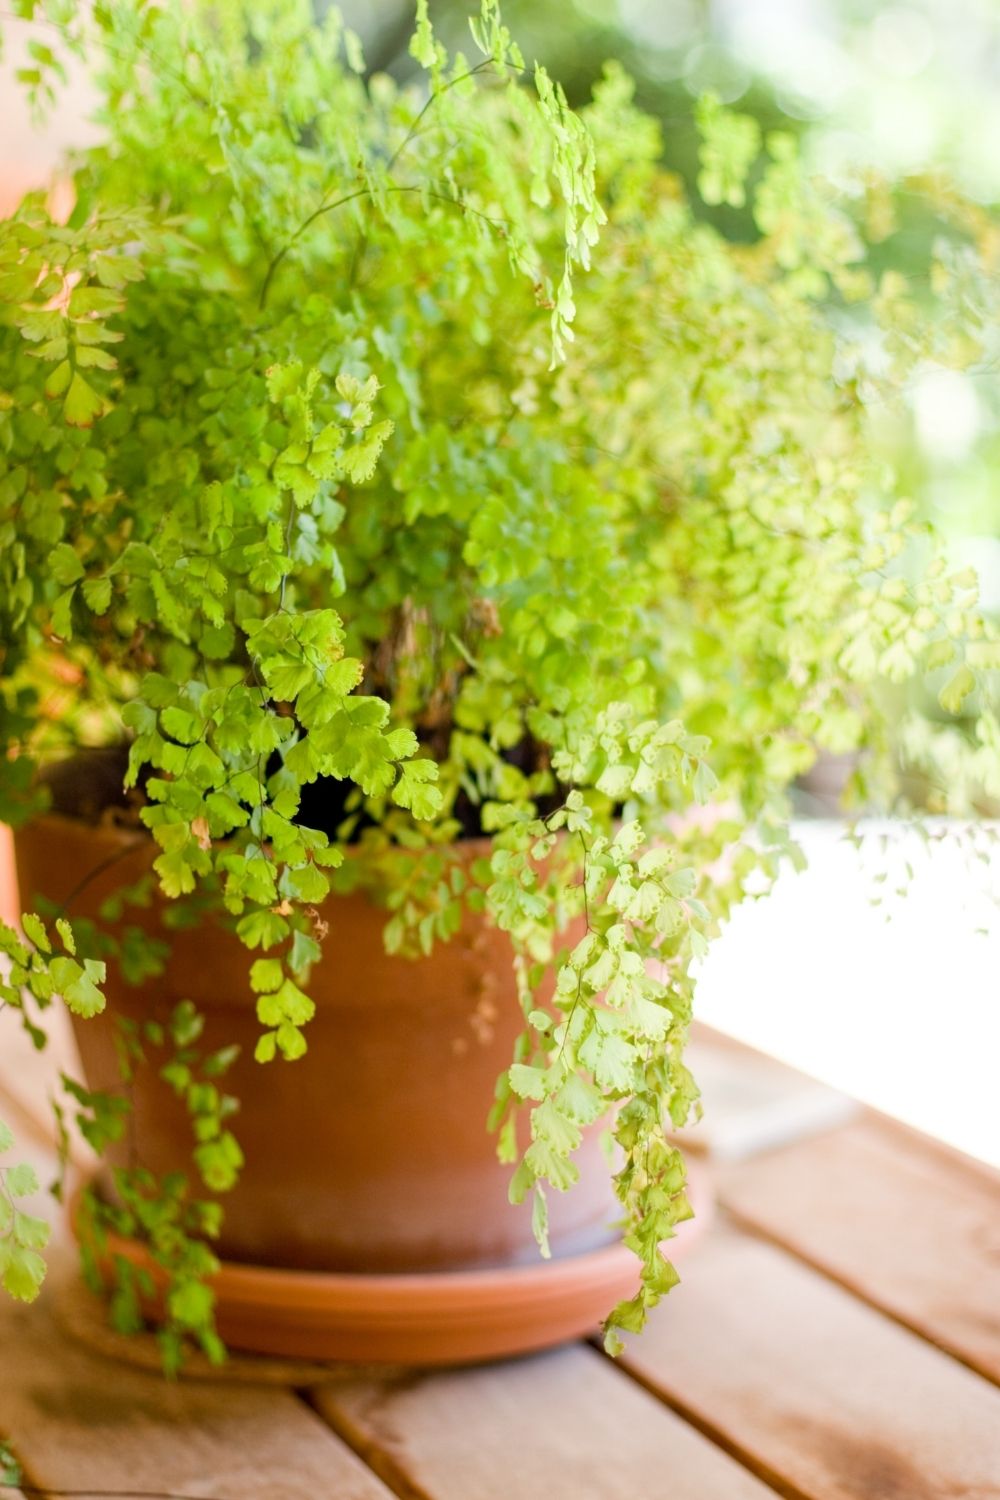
[15,812,710,1360]
[16,812,616,1267]
[0,823,17,928]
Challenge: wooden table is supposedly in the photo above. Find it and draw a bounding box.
[2,1031,998,1500]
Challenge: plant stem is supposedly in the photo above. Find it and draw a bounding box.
[257,186,508,310]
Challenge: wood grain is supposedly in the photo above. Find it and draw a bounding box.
[0,1260,394,1500]
[313,1342,779,1500]
[718,1116,1000,1384]
[617,1226,1000,1500]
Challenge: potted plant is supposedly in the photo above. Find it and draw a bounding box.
[1,0,996,1370]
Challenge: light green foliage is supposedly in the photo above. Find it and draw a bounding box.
[1,0,997,1361]
[0,1117,51,1303]
[695,92,760,208]
[487,719,711,1344]
[1,913,106,1038]
[70,1000,242,1366]
[0,1436,20,1487]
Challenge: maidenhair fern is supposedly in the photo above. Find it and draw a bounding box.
[0,0,997,1361]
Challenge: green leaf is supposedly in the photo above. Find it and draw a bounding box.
[276,1023,308,1061]
[49,543,85,586]
[579,1025,636,1092]
[508,1063,548,1100]
[63,371,109,427]
[167,1278,215,1329]
[5,1164,38,1198]
[696,94,761,208]
[531,1099,581,1154]
[44,358,72,398]
[160,706,201,744]
[254,1031,277,1064]
[391,759,442,821]
[13,1210,51,1250]
[265,361,303,401]
[50,587,76,639]
[75,344,118,371]
[92,250,145,289]
[50,955,106,1018]
[21,912,50,952]
[236,910,290,950]
[938,663,975,715]
[343,27,364,72]
[523,1137,579,1192]
[249,957,283,994]
[0,1241,46,1302]
[555,1073,604,1125]
[289,929,322,976]
[340,420,393,484]
[0,1437,20,1485]
[410,0,439,65]
[596,763,633,799]
[531,1183,551,1259]
[81,575,113,614]
[693,759,719,804]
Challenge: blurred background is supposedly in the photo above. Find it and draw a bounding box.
[3,0,999,1163]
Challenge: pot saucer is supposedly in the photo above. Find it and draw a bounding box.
[70,1164,713,1366]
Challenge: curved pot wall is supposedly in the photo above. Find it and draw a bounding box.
[14,813,618,1275]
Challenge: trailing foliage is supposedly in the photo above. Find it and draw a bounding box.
[1,0,998,1361]
[0,1436,21,1488]
[0,1115,51,1304]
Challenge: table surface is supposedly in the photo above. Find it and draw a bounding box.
[1,1028,998,1500]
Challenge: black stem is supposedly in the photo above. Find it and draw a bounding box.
[53,841,145,920]
[257,182,508,310]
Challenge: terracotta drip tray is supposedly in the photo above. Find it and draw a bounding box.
[71,1167,713,1366]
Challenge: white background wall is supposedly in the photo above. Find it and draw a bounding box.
[697,820,1000,1167]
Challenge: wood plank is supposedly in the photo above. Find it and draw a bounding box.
[678,1034,859,1161]
[717,1116,1000,1384]
[616,1226,1000,1500]
[313,1342,779,1500]
[0,1256,394,1500]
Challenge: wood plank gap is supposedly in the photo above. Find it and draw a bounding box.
[716,1117,1000,1387]
[862,1108,1000,1192]
[585,1337,810,1500]
[1,1069,395,1500]
[722,1201,1000,1388]
[0,1286,397,1500]
[298,1388,437,1500]
[610,1226,1000,1500]
[309,1339,781,1500]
